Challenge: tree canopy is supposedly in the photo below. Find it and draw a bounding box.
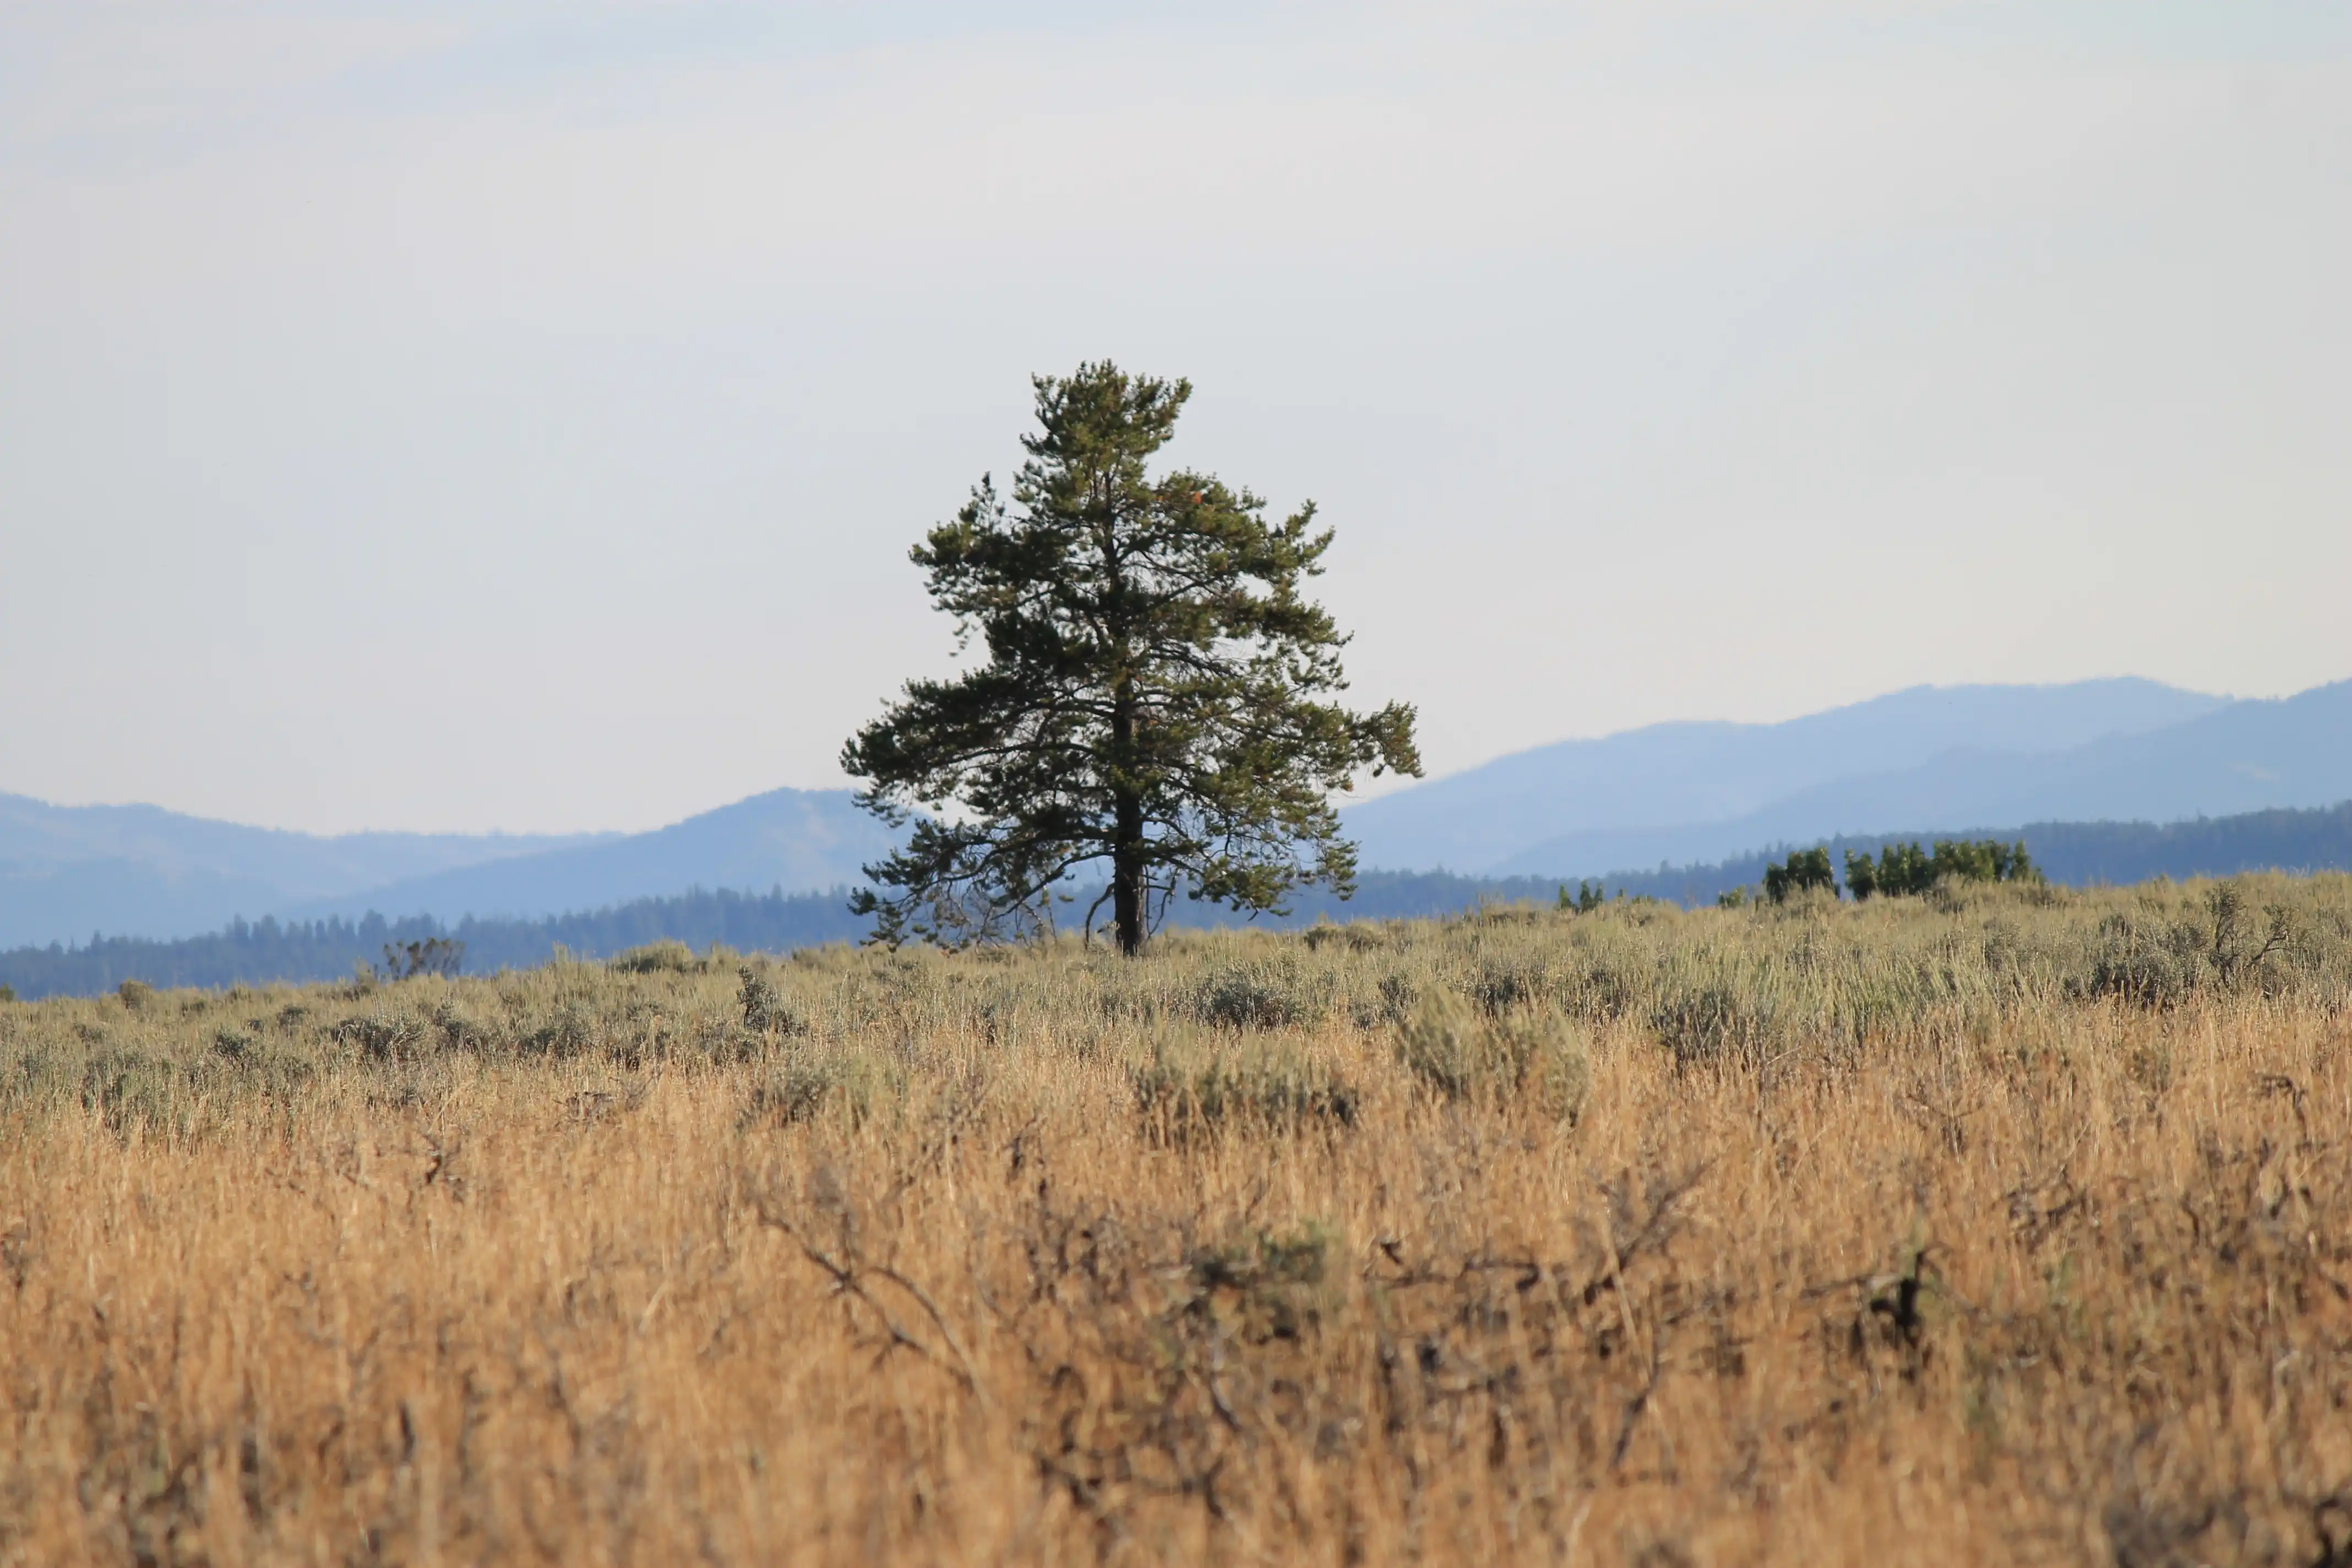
[842,362,1421,955]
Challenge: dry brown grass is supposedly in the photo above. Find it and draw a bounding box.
[4,875,2351,1565]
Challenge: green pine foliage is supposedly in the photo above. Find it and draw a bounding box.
[1559,880,1608,914]
[843,363,1421,956]
[1762,847,1836,903]
[1846,839,2038,901]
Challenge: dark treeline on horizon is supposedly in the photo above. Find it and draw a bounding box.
[1577,801,2352,909]
[1172,802,2352,925]
[4,803,2350,1001]
[0,887,868,1001]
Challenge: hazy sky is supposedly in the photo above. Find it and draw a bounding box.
[3,1,2347,835]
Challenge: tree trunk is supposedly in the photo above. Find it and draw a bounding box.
[1112,674,1145,956]
[1112,784,1144,957]
[1106,520,1144,956]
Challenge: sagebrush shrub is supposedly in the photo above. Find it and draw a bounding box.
[1131,1039,1357,1141]
[1191,960,1331,1031]
[1396,986,1587,1116]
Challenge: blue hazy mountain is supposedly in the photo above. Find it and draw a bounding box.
[1488,680,2352,878]
[0,793,605,948]
[9,676,2347,951]
[0,857,294,952]
[288,787,895,923]
[0,784,893,948]
[1342,677,2232,875]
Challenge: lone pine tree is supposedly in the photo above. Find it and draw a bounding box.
[842,363,1420,956]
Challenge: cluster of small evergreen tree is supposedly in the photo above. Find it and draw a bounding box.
[1761,847,1836,903]
[1844,839,2037,900]
[1752,838,2038,903]
[1593,803,2352,909]
[1558,880,1610,914]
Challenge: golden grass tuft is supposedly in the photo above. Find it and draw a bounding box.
[2,874,2350,1564]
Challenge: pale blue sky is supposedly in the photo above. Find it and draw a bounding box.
[3,2,2347,834]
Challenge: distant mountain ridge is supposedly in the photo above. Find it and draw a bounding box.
[0,793,607,949]
[0,787,890,949]
[0,792,603,892]
[1483,682,2352,878]
[7,674,2350,951]
[287,788,896,925]
[1336,677,2352,880]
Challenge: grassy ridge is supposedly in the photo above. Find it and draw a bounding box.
[3,874,2350,1562]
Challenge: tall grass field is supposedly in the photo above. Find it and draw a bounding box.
[3,875,2349,1564]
